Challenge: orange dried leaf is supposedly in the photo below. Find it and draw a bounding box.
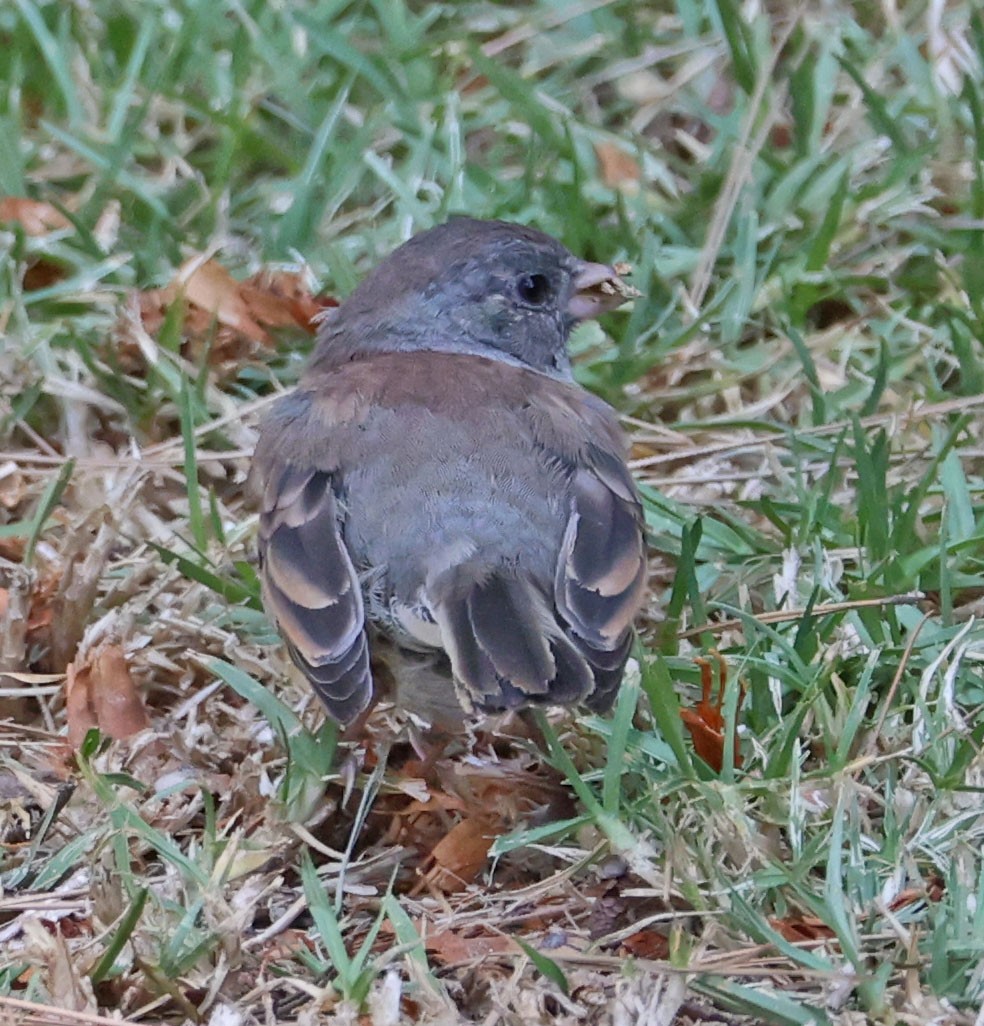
[419,815,498,893]
[177,258,276,344]
[134,258,336,376]
[890,876,946,910]
[0,197,71,235]
[91,646,149,739]
[888,889,923,912]
[259,929,316,965]
[65,644,148,747]
[245,269,337,332]
[620,929,670,960]
[22,261,67,291]
[26,602,53,636]
[425,928,516,966]
[0,534,26,560]
[769,913,836,943]
[680,653,744,772]
[171,258,333,342]
[65,663,98,745]
[594,142,642,188]
[401,791,468,817]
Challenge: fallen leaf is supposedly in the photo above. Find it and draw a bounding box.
[416,815,498,894]
[65,662,101,745]
[28,604,54,635]
[0,199,72,290]
[22,261,67,291]
[39,916,91,939]
[594,142,642,188]
[184,259,290,342]
[769,913,836,943]
[250,268,336,330]
[889,875,946,910]
[65,644,149,747]
[620,929,670,960]
[770,122,794,149]
[259,929,316,966]
[425,927,516,965]
[400,791,468,818]
[0,197,71,235]
[133,257,337,376]
[140,258,333,345]
[888,889,923,912]
[458,72,490,96]
[680,652,745,772]
[0,579,55,642]
[0,536,26,560]
[23,917,96,1013]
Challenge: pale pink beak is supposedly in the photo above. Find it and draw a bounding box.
[567,261,638,321]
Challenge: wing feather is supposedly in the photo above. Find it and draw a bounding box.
[551,449,646,708]
[258,467,371,724]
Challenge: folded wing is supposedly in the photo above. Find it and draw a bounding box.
[553,447,647,710]
[258,464,371,724]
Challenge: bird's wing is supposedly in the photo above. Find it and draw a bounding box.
[553,445,647,709]
[251,396,371,724]
[519,386,647,711]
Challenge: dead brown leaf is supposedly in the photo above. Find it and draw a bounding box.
[0,578,54,645]
[378,748,571,888]
[425,927,517,966]
[0,536,26,560]
[133,257,337,377]
[0,198,72,291]
[64,656,106,745]
[680,652,745,772]
[0,197,71,235]
[26,602,53,636]
[768,913,836,943]
[594,142,642,188]
[889,875,946,910]
[401,791,467,817]
[139,258,333,345]
[65,644,149,747]
[22,917,96,1013]
[40,916,91,940]
[249,268,336,330]
[416,815,498,894]
[258,929,316,967]
[620,929,670,960]
[179,258,293,343]
[22,261,68,291]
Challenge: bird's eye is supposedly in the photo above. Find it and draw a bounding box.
[516,273,552,305]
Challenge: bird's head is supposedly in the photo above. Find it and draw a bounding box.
[312,218,637,378]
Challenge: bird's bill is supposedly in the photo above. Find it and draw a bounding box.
[567,260,640,321]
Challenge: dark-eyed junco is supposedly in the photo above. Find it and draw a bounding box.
[250,218,647,727]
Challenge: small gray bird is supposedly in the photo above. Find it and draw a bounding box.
[250,218,647,727]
